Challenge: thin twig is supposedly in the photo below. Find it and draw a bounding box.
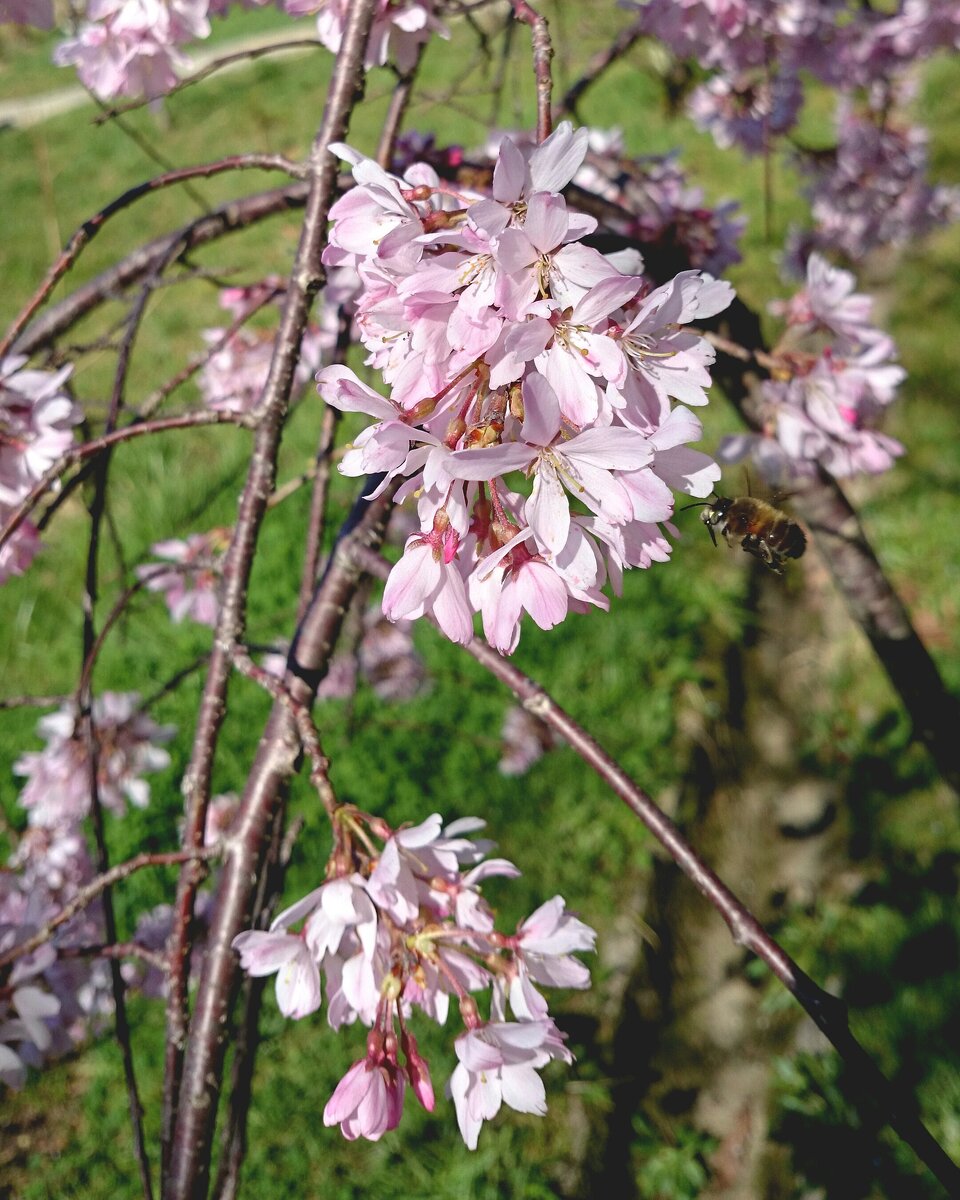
[0,156,304,361]
[78,269,166,1200]
[11,183,312,358]
[95,39,325,124]
[0,410,249,555]
[0,848,219,969]
[376,53,424,168]
[0,693,71,710]
[56,942,170,973]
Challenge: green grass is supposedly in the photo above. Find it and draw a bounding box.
[2,6,960,1198]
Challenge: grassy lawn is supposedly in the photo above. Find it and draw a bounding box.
[2,5,960,1197]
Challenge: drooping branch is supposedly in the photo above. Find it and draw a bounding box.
[78,263,175,1200]
[0,410,249,555]
[354,545,960,1195]
[12,182,310,357]
[0,156,305,361]
[94,39,325,125]
[0,848,219,970]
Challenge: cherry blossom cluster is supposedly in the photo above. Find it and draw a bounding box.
[7,0,446,100]
[317,124,731,653]
[628,0,960,257]
[719,253,905,481]
[0,355,82,587]
[136,526,231,627]
[1,694,175,1086]
[792,102,960,263]
[1,823,115,1088]
[233,810,596,1147]
[14,691,174,828]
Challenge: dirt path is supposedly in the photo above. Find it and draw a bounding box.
[0,25,315,130]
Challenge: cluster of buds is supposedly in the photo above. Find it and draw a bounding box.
[233,810,596,1147]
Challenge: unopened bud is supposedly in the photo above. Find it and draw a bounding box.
[408,396,437,422]
[445,415,467,445]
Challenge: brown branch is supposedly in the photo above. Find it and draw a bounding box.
[0,693,71,710]
[12,182,310,358]
[164,6,385,1194]
[376,53,424,169]
[95,39,325,125]
[56,942,170,974]
[78,268,161,1200]
[510,0,554,142]
[0,156,305,361]
[0,848,218,970]
[354,545,960,1195]
[0,410,248,556]
[231,648,337,817]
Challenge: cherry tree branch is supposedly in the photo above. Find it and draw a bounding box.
[510,0,554,142]
[0,410,249,555]
[164,5,385,1194]
[12,183,310,357]
[56,942,170,973]
[554,12,647,120]
[0,156,305,361]
[0,848,220,970]
[94,39,325,124]
[354,545,960,1195]
[78,268,170,1200]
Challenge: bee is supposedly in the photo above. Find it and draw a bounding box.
[698,495,806,574]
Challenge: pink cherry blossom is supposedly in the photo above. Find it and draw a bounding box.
[449,1018,573,1150]
[14,693,174,828]
[323,1032,405,1141]
[0,355,81,508]
[136,527,230,627]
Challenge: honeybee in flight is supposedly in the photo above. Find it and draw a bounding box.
[697,494,806,575]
